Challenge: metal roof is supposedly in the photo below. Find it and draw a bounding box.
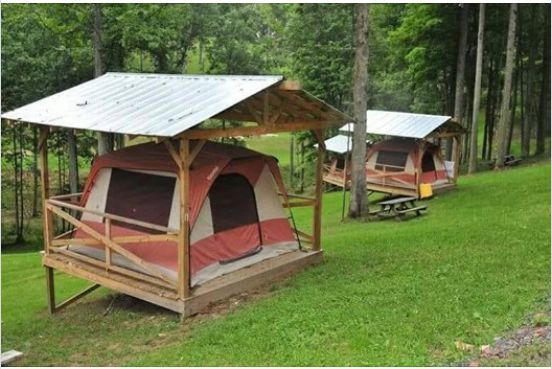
[315,134,351,154]
[339,110,452,139]
[1,73,285,137]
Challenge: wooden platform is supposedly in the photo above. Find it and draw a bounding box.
[43,249,323,317]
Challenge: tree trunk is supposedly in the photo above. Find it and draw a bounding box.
[482,57,493,160]
[495,4,518,169]
[468,4,485,174]
[93,3,112,155]
[522,5,537,158]
[348,3,369,218]
[450,4,469,162]
[67,130,79,194]
[536,6,550,155]
[507,62,519,155]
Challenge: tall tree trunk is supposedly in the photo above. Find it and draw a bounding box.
[93,3,112,155]
[522,5,537,158]
[536,6,550,155]
[32,126,39,217]
[67,130,79,194]
[507,63,519,155]
[482,57,493,160]
[449,4,469,162]
[349,3,369,218]
[468,4,485,174]
[495,4,518,169]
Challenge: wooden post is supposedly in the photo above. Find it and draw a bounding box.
[313,130,325,251]
[39,126,56,312]
[178,139,191,299]
[105,218,112,269]
[45,267,56,314]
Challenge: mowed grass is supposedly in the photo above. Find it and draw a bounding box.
[245,132,291,167]
[1,162,550,366]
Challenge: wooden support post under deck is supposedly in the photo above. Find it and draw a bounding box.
[45,266,56,313]
[178,139,191,299]
[313,129,325,251]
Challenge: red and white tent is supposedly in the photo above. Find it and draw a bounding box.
[365,138,451,196]
[70,140,297,286]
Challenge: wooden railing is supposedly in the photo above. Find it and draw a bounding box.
[279,192,315,247]
[45,193,179,291]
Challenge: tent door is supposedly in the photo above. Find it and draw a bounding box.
[421,151,437,181]
[209,174,262,249]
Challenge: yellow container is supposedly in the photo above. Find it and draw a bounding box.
[419,183,433,199]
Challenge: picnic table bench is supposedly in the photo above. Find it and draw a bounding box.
[370,196,427,220]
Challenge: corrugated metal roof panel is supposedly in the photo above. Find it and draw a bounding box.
[339,110,451,139]
[1,73,284,137]
[317,134,351,154]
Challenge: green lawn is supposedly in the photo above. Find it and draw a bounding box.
[245,132,292,167]
[1,161,550,366]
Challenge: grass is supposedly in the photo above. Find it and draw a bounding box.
[1,160,550,366]
[245,132,292,167]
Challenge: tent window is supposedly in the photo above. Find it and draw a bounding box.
[421,151,436,172]
[209,174,259,233]
[375,150,408,172]
[105,169,176,232]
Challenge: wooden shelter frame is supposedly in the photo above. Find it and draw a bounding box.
[322,118,465,198]
[17,79,345,319]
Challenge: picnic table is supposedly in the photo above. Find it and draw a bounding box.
[369,196,427,220]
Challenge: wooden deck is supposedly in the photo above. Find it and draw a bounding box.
[43,249,323,317]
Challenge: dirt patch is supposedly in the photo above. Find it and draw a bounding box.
[457,309,551,367]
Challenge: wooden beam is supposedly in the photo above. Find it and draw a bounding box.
[54,283,100,312]
[246,102,264,125]
[51,233,178,247]
[275,80,302,91]
[189,140,206,165]
[47,204,176,286]
[105,218,112,269]
[282,200,316,208]
[39,127,53,254]
[263,90,270,125]
[178,138,191,299]
[312,129,325,251]
[163,140,182,170]
[47,198,178,234]
[43,253,184,313]
[45,267,55,314]
[179,120,333,140]
[52,247,175,289]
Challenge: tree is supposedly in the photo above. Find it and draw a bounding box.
[521,5,538,158]
[468,4,485,174]
[494,4,517,169]
[450,4,469,161]
[349,4,369,218]
[536,5,550,155]
[94,4,113,155]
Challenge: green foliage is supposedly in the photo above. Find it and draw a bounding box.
[1,162,550,365]
[382,4,459,113]
[286,4,354,111]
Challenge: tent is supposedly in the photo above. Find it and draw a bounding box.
[364,138,452,197]
[71,140,297,286]
[1,73,351,317]
[323,110,464,198]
